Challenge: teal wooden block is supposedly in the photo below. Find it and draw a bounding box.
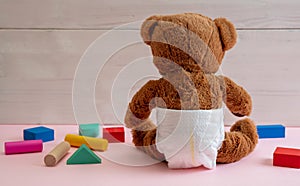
[79,123,100,137]
[66,144,101,165]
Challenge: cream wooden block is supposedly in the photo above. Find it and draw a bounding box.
[44,141,71,166]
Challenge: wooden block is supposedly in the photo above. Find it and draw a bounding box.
[4,140,43,155]
[67,144,101,165]
[273,147,300,169]
[44,141,71,167]
[64,134,108,151]
[103,126,125,143]
[23,126,54,142]
[79,123,100,137]
[256,124,285,139]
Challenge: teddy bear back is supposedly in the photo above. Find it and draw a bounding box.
[148,72,223,110]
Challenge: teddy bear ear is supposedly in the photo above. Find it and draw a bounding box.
[214,18,237,51]
[140,16,160,45]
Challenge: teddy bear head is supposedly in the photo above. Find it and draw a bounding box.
[141,13,237,75]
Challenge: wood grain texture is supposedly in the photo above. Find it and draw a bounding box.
[0,0,300,29]
[1,29,300,125]
[0,30,103,124]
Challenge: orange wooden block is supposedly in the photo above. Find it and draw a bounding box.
[273,147,300,169]
[103,127,125,143]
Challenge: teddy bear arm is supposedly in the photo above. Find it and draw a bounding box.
[221,76,252,117]
[124,80,158,129]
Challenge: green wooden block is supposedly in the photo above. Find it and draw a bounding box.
[66,144,101,165]
[79,123,100,137]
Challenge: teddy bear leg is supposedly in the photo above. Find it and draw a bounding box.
[217,118,258,163]
[143,129,165,161]
[130,118,165,161]
[229,118,258,149]
[131,129,165,161]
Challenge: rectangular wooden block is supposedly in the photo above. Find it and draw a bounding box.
[256,124,285,139]
[273,147,300,169]
[5,140,43,155]
[24,126,54,142]
[79,123,100,137]
[103,127,125,143]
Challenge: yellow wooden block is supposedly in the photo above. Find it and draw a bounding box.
[64,134,108,151]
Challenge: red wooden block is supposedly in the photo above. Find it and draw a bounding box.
[273,147,300,169]
[103,127,125,143]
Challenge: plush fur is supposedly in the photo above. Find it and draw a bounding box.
[124,13,258,164]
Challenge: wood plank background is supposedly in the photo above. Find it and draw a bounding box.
[1,0,300,29]
[0,0,300,126]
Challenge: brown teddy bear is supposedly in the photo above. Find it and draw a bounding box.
[124,13,258,168]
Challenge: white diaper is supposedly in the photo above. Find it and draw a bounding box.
[155,107,224,169]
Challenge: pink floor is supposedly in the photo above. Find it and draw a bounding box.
[0,124,299,186]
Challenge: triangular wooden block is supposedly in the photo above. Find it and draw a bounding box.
[67,144,101,165]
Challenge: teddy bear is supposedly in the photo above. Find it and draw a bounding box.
[124,13,258,169]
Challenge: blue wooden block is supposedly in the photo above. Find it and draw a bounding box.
[256,124,285,139]
[23,126,54,142]
[79,123,100,137]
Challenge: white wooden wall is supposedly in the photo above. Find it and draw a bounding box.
[1,0,300,126]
